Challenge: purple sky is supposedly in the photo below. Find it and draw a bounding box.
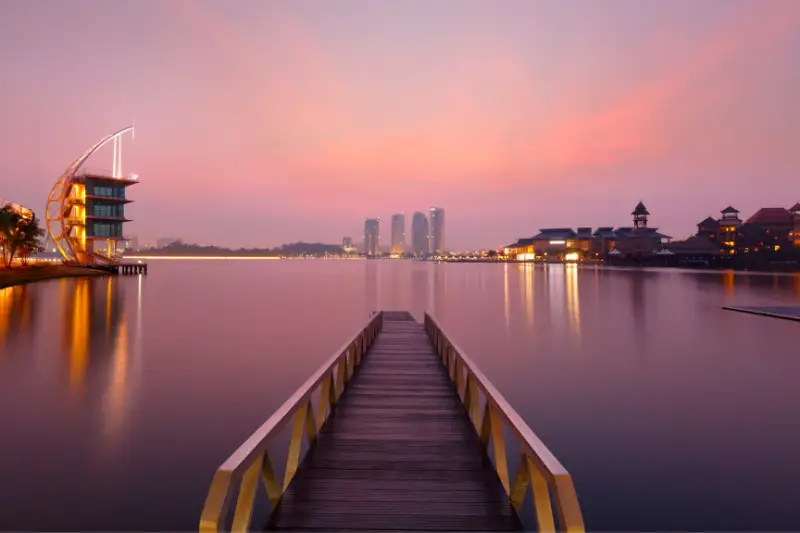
[1,0,799,250]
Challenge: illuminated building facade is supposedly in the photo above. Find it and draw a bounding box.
[46,126,137,265]
[691,204,800,257]
[390,213,405,255]
[342,237,356,253]
[429,207,445,254]
[612,203,671,259]
[502,202,670,262]
[411,211,429,256]
[791,203,800,247]
[364,218,380,256]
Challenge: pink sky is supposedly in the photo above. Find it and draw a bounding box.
[1,0,799,250]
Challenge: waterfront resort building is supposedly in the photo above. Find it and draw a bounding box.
[673,203,800,265]
[364,218,380,256]
[411,211,429,256]
[429,207,445,255]
[390,213,405,255]
[503,202,670,262]
[45,126,137,265]
[611,202,672,260]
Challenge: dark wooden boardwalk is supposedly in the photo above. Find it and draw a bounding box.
[267,311,522,531]
[723,305,800,322]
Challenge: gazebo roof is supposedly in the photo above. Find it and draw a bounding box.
[632,201,649,216]
[720,206,739,214]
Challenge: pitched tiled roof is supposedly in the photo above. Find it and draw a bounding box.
[666,236,723,255]
[504,238,534,249]
[745,207,792,225]
[532,228,577,240]
[720,206,739,214]
[789,202,800,213]
[615,227,671,240]
[698,216,719,228]
[576,227,593,238]
[593,227,617,238]
[614,227,634,237]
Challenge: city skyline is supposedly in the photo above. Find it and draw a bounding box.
[1,0,799,249]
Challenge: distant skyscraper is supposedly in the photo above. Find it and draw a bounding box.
[125,235,139,252]
[157,237,179,249]
[411,211,429,256]
[430,207,445,254]
[364,218,380,256]
[390,213,405,255]
[342,236,354,253]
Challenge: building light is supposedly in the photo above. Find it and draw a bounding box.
[774,245,781,251]
[549,240,566,245]
[564,252,580,262]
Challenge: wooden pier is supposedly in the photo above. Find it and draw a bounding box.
[88,262,148,275]
[722,305,800,322]
[199,311,583,532]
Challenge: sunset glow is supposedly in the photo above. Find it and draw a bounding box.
[1,0,798,248]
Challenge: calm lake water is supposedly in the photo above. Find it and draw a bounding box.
[1,260,799,531]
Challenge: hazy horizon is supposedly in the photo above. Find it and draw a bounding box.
[1,0,799,249]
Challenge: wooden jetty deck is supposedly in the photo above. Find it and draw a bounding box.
[200,311,583,532]
[722,305,800,322]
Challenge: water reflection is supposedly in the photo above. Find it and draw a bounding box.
[503,263,510,330]
[630,272,645,331]
[546,265,565,330]
[60,277,139,455]
[2,263,800,531]
[565,265,581,337]
[0,284,35,351]
[524,264,534,327]
[365,261,378,315]
[69,279,121,388]
[722,270,735,297]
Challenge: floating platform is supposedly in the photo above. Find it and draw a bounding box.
[722,306,800,322]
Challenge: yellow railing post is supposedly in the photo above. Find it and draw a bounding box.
[261,452,282,509]
[422,312,584,533]
[283,401,310,490]
[199,312,384,533]
[231,455,263,533]
[530,459,557,532]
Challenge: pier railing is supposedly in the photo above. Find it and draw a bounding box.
[199,311,384,532]
[424,313,585,532]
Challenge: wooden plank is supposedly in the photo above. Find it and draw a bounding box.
[266,311,521,531]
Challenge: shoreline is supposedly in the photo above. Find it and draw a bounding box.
[0,264,109,290]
